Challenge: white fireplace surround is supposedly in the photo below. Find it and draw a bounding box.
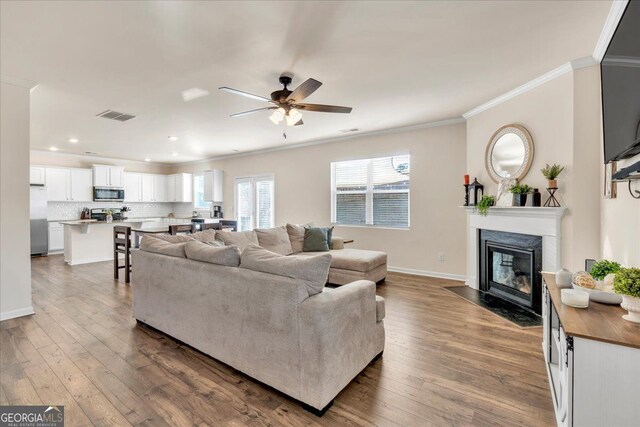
[464,207,567,289]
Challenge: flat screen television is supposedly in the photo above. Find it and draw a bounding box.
[601,1,640,163]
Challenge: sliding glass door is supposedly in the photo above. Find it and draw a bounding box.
[235,175,274,231]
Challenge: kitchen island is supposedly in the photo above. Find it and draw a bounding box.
[61,217,220,265]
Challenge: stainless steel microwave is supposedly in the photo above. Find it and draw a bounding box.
[93,187,125,202]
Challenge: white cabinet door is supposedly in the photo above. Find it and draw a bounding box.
[154,175,166,202]
[141,174,154,202]
[45,168,71,201]
[177,173,193,202]
[124,173,142,202]
[70,169,93,202]
[30,167,46,185]
[204,170,223,202]
[110,167,125,188]
[166,175,176,202]
[93,165,110,187]
[48,222,64,252]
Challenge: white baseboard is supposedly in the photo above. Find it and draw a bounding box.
[387,266,466,282]
[0,306,35,321]
[67,256,114,266]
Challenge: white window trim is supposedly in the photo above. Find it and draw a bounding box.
[192,173,212,214]
[234,173,275,230]
[331,155,410,229]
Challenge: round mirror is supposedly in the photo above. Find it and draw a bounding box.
[485,124,534,183]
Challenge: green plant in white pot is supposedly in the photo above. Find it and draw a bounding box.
[105,209,114,224]
[613,267,640,323]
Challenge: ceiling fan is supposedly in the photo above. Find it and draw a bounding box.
[219,74,352,127]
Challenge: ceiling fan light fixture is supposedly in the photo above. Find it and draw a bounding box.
[269,107,286,124]
[286,108,302,126]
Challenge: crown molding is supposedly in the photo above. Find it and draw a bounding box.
[30,149,168,167]
[1,75,39,92]
[593,0,628,63]
[177,117,466,166]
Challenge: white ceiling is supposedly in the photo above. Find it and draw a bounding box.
[1,1,613,164]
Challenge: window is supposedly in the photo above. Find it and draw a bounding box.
[331,154,409,228]
[235,174,274,231]
[193,174,211,210]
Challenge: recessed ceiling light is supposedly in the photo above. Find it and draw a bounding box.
[181,87,210,102]
[232,149,240,152]
[49,146,58,151]
[168,136,178,141]
[171,152,178,156]
[68,138,79,143]
[144,158,151,162]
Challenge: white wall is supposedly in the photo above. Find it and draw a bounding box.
[174,123,468,279]
[1,81,34,320]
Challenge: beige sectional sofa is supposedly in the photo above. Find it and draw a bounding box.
[132,234,385,415]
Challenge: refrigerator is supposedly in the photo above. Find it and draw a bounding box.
[30,185,48,256]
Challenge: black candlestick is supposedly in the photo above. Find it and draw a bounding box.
[464,184,470,206]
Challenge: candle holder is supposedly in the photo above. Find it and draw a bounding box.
[464,184,470,206]
[543,188,561,207]
[468,178,484,206]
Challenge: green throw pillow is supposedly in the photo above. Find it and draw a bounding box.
[303,226,333,252]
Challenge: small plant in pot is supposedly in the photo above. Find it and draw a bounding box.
[509,184,532,207]
[613,267,640,323]
[104,209,114,223]
[475,195,495,216]
[541,163,565,189]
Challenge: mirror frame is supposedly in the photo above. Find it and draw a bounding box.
[485,124,534,183]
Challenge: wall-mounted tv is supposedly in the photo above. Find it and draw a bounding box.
[601,1,640,164]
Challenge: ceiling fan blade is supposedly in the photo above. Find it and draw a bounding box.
[295,103,352,113]
[294,119,304,126]
[286,78,322,102]
[230,107,276,117]
[219,87,272,103]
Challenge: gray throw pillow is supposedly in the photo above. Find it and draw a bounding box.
[303,226,334,252]
[185,240,240,267]
[239,245,330,296]
[255,226,293,255]
[191,229,218,244]
[140,235,187,258]
[215,229,259,251]
[286,222,313,253]
[148,233,194,243]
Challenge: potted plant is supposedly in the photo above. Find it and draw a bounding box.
[509,184,532,207]
[541,163,565,189]
[105,209,114,223]
[475,195,495,216]
[613,267,640,323]
[589,259,621,281]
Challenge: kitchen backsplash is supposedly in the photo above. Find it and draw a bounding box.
[47,202,194,221]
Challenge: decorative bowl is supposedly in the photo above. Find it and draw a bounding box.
[572,282,622,305]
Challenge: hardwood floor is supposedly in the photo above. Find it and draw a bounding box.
[1,255,555,426]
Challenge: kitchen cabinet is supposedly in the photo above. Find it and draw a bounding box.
[153,175,166,202]
[93,165,125,188]
[48,222,64,252]
[70,169,93,201]
[30,167,46,185]
[165,173,192,202]
[203,170,223,202]
[124,173,142,202]
[166,175,176,202]
[45,168,71,201]
[141,174,155,202]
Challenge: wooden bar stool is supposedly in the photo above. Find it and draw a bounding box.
[202,223,221,231]
[219,220,238,231]
[114,226,132,283]
[169,224,196,235]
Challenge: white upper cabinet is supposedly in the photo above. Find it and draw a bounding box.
[203,170,223,202]
[153,175,166,202]
[30,167,46,185]
[166,175,176,202]
[70,169,93,201]
[175,173,193,203]
[141,174,155,202]
[93,165,125,188]
[124,172,142,202]
[45,168,71,201]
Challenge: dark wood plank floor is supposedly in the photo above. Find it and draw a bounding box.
[1,255,555,426]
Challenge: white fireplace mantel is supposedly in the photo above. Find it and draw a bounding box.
[463,206,567,289]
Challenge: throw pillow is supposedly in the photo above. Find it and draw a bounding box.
[303,226,333,252]
[215,229,259,251]
[239,245,330,296]
[148,233,194,243]
[140,235,187,258]
[286,223,313,253]
[255,226,293,256]
[185,240,240,267]
[191,229,218,244]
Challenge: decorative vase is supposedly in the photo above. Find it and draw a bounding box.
[513,193,528,207]
[106,214,113,223]
[548,179,558,189]
[620,295,640,323]
[532,188,541,207]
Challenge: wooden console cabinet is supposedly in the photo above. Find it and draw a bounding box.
[542,273,639,427]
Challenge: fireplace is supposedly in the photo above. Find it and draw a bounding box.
[479,230,543,315]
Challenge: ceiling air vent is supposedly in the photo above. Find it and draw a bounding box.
[96,110,136,122]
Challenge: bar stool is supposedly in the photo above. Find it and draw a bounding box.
[169,224,196,235]
[114,226,132,283]
[219,220,238,231]
[201,223,221,231]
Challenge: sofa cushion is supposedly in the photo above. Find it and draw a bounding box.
[240,245,330,296]
[191,229,218,244]
[216,229,259,251]
[185,240,240,267]
[255,226,293,256]
[301,248,387,273]
[286,223,312,253]
[375,295,385,322]
[303,227,332,252]
[140,235,187,258]
[148,233,194,243]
